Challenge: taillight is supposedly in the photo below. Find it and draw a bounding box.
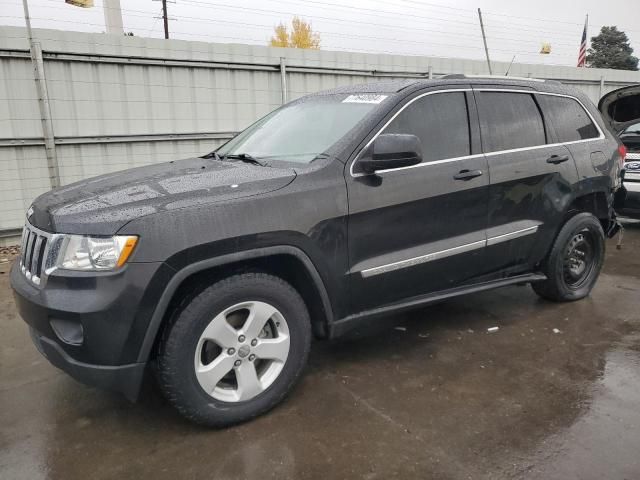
[618,144,627,167]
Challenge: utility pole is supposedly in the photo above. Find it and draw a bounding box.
[162,0,169,39]
[103,0,124,35]
[21,0,60,189]
[478,8,493,75]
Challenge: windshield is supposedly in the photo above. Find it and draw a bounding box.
[216,94,386,164]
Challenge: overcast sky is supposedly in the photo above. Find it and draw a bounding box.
[2,0,640,67]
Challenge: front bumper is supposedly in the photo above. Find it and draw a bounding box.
[10,259,169,401]
[29,327,146,401]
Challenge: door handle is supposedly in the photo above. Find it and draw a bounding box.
[453,169,483,180]
[546,154,569,164]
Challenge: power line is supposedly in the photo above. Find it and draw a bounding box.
[0,0,613,64]
[0,0,598,43]
[0,12,585,57]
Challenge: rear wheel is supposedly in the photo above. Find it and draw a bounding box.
[157,272,311,427]
[532,213,605,301]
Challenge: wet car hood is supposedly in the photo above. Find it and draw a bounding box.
[598,85,640,134]
[28,157,296,235]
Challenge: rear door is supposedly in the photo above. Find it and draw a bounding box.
[474,88,578,274]
[537,92,610,186]
[346,88,489,313]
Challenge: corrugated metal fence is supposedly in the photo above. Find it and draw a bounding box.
[2,25,640,243]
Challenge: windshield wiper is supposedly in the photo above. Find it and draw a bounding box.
[223,153,268,167]
[201,150,224,161]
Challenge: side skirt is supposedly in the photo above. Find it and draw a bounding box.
[328,272,547,338]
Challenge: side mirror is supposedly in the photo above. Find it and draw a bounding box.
[358,134,423,174]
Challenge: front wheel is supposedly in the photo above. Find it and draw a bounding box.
[156,272,311,427]
[532,212,605,302]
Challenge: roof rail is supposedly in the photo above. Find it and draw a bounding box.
[440,74,546,83]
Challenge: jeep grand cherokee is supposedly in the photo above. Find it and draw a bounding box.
[11,77,624,426]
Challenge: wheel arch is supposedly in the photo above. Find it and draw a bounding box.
[567,190,611,223]
[137,246,334,363]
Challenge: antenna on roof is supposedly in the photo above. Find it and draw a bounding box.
[505,55,516,76]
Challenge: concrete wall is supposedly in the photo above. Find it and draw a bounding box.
[2,25,640,242]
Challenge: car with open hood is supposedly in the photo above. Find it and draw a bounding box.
[11,76,624,427]
[599,85,640,217]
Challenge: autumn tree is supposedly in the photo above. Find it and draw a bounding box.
[269,17,320,49]
[587,26,638,71]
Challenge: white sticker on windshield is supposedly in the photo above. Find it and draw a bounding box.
[342,94,388,104]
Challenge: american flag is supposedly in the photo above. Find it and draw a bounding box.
[577,15,588,67]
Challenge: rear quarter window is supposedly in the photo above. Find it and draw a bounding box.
[537,95,600,142]
[475,92,546,152]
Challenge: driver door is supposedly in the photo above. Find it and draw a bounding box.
[346,89,490,313]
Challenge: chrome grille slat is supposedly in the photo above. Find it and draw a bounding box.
[36,237,47,277]
[20,228,29,265]
[24,232,35,277]
[31,236,43,277]
[19,222,55,287]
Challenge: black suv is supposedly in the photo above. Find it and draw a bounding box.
[11,77,624,427]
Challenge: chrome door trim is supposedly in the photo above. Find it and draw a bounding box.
[359,239,486,278]
[358,224,540,277]
[486,225,539,246]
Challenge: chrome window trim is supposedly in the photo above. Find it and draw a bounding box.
[350,88,473,178]
[350,88,605,178]
[358,224,540,277]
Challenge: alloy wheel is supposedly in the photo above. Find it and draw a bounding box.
[194,301,290,402]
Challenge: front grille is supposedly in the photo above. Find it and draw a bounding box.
[627,152,640,161]
[19,223,53,286]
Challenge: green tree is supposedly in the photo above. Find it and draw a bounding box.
[269,17,320,49]
[586,26,638,70]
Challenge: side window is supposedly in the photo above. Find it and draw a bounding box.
[475,92,546,152]
[384,92,470,162]
[537,95,599,142]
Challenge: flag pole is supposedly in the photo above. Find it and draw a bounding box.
[585,13,589,47]
[584,14,589,67]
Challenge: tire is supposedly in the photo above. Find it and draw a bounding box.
[532,212,605,302]
[156,272,311,427]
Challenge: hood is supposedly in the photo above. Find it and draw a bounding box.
[29,157,296,235]
[598,85,640,134]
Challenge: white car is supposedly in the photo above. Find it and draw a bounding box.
[599,87,640,218]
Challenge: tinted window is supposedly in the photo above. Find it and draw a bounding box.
[537,95,599,142]
[384,92,470,162]
[476,92,546,151]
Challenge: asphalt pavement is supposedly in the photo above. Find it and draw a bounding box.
[2,221,640,479]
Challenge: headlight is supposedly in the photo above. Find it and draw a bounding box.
[53,235,138,271]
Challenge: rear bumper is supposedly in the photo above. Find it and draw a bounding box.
[619,176,640,218]
[30,327,146,401]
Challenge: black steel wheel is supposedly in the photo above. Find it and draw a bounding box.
[532,213,605,302]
